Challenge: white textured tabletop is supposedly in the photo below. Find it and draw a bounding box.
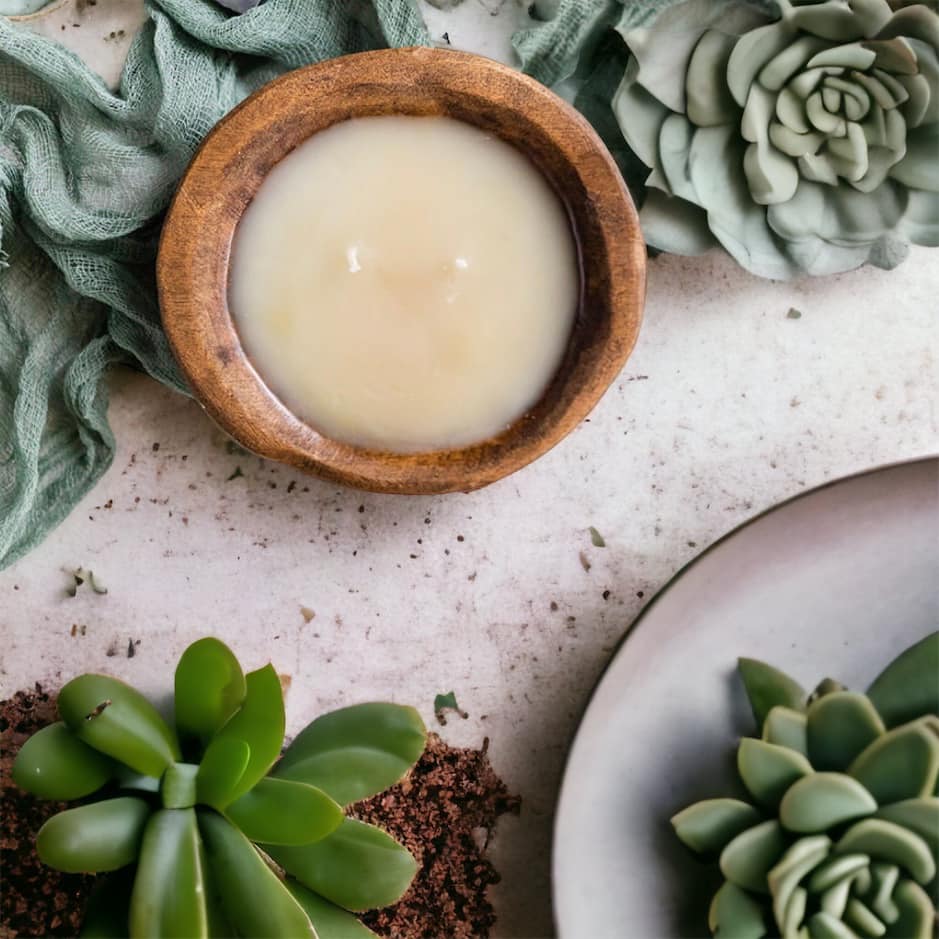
[2,2,938,937]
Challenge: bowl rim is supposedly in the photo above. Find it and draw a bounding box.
[158,46,646,494]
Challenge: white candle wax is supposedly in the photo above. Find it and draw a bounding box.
[229,115,579,452]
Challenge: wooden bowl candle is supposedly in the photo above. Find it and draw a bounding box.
[158,48,645,494]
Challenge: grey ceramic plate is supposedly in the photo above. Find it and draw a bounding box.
[553,458,939,939]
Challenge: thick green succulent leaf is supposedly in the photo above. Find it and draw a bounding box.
[174,638,246,750]
[849,717,939,804]
[737,738,813,808]
[275,703,427,806]
[269,818,418,912]
[286,881,379,939]
[80,868,135,938]
[162,762,199,809]
[737,659,806,731]
[806,692,885,772]
[228,777,343,846]
[780,773,877,833]
[130,808,208,939]
[867,862,899,923]
[720,819,788,894]
[671,798,763,855]
[875,798,939,856]
[809,910,859,938]
[807,853,870,893]
[836,818,935,883]
[867,632,939,728]
[58,674,180,777]
[885,880,934,939]
[706,881,768,938]
[115,768,161,794]
[37,797,150,873]
[767,835,831,931]
[197,810,315,938]
[199,665,284,808]
[196,737,251,809]
[762,706,808,755]
[12,722,114,799]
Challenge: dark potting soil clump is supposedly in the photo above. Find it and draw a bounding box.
[0,686,93,939]
[354,733,521,939]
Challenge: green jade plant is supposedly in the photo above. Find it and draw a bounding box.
[12,638,428,939]
[672,631,939,938]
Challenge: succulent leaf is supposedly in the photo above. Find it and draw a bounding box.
[286,881,380,939]
[671,798,764,855]
[867,632,939,728]
[174,638,246,749]
[58,674,180,778]
[195,737,251,809]
[114,769,161,794]
[738,659,806,730]
[806,692,885,772]
[767,835,831,929]
[874,798,939,856]
[227,777,343,846]
[268,818,419,913]
[275,703,427,806]
[869,863,900,923]
[720,819,788,894]
[37,797,150,873]
[886,880,934,939]
[762,706,809,755]
[808,854,871,893]
[199,665,284,807]
[12,721,113,800]
[737,738,813,808]
[808,910,859,938]
[130,808,208,939]
[707,881,768,938]
[836,818,935,884]
[162,762,199,809]
[80,868,135,938]
[849,717,939,804]
[197,810,316,938]
[779,773,878,833]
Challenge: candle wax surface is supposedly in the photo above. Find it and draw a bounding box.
[229,115,580,452]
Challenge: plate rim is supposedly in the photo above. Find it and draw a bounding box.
[551,454,938,935]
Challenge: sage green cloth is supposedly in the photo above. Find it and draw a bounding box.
[0,0,663,569]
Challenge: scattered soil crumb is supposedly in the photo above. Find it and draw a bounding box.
[578,551,591,573]
[300,606,316,623]
[355,733,520,939]
[1,687,93,938]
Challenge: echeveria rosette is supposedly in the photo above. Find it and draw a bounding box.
[614,0,939,278]
[12,638,427,939]
[672,631,939,938]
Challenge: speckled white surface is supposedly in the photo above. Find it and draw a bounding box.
[2,3,938,938]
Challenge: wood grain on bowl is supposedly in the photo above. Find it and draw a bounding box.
[158,47,645,494]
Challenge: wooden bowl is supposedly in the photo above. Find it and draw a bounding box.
[158,47,645,494]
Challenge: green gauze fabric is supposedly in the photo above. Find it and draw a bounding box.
[0,0,675,570]
[0,0,428,569]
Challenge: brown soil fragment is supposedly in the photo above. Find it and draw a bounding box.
[354,733,520,939]
[1,687,93,939]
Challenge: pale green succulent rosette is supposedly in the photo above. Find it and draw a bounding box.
[672,631,939,938]
[613,0,939,278]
